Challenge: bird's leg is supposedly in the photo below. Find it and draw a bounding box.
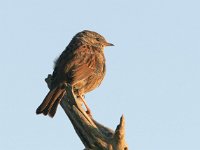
[79,95,92,116]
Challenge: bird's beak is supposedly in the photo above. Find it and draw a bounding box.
[105,42,114,46]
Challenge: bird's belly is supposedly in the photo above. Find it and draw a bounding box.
[73,73,104,95]
[84,74,104,93]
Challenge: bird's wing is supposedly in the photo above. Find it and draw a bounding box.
[51,44,97,86]
[69,45,96,85]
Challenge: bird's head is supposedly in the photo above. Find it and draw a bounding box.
[73,30,114,47]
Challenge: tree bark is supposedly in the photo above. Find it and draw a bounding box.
[45,74,128,150]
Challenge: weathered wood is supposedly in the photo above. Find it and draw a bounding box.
[45,74,128,150]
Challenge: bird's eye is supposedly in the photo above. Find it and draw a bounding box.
[96,38,100,41]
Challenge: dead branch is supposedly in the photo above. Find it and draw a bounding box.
[45,74,128,150]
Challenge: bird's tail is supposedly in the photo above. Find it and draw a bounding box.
[36,86,66,118]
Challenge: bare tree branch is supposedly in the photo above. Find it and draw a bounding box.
[45,74,128,150]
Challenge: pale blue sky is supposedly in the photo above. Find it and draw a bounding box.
[0,0,200,150]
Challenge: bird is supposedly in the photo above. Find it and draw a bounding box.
[36,30,114,117]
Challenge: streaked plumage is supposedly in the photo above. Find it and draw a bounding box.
[36,30,113,117]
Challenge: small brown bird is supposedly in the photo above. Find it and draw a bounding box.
[36,30,114,117]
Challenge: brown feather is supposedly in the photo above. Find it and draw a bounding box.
[36,88,57,114]
[42,87,65,116]
[48,90,66,117]
[36,30,111,117]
